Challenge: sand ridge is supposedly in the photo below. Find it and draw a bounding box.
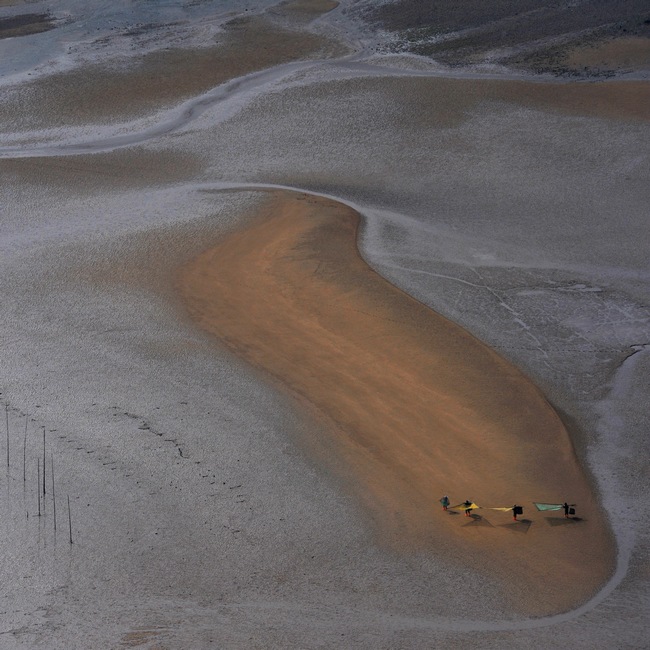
[178,189,614,616]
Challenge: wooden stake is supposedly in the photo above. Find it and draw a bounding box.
[67,495,73,544]
[42,427,46,495]
[23,415,28,483]
[5,404,9,469]
[37,458,41,517]
[51,455,57,532]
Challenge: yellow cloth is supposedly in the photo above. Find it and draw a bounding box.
[450,502,480,511]
[488,507,515,512]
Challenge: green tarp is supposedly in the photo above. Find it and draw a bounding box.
[533,502,563,511]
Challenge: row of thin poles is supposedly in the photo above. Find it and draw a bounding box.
[6,404,73,544]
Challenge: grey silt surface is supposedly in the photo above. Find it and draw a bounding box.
[1,0,649,647]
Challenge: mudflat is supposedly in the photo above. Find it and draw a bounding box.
[2,0,647,645]
[0,13,347,129]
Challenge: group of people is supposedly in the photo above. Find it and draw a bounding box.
[439,496,575,520]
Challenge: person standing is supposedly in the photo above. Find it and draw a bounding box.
[440,495,450,511]
[463,500,472,517]
[564,502,570,519]
[512,504,521,521]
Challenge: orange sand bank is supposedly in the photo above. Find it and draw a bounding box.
[178,191,614,615]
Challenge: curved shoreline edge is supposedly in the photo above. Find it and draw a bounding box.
[178,188,615,617]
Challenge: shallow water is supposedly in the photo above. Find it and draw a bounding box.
[0,0,279,81]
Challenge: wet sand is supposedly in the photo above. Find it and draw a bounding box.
[564,36,650,74]
[179,190,614,615]
[0,12,347,129]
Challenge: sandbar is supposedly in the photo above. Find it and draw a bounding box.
[178,189,614,616]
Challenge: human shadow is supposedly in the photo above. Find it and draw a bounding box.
[446,510,460,516]
[545,516,584,526]
[499,519,532,533]
[462,513,494,528]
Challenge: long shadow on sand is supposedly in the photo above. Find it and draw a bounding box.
[462,514,494,528]
[499,519,533,534]
[545,516,584,527]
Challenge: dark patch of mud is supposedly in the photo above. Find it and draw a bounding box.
[0,12,55,39]
[354,0,650,76]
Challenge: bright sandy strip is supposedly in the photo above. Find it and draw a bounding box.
[178,190,614,616]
